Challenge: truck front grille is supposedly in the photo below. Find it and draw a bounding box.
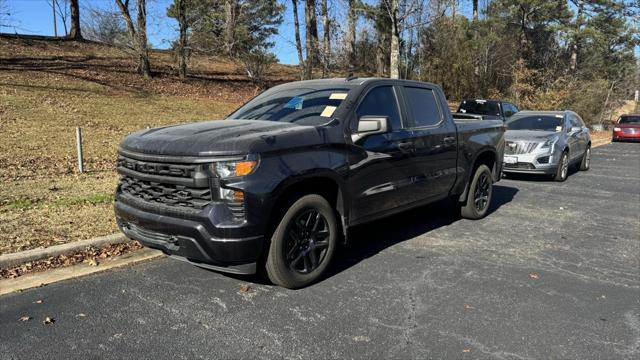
[119,176,212,210]
[117,154,212,212]
[505,141,538,155]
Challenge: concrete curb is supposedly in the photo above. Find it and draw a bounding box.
[0,233,128,269]
[0,248,163,295]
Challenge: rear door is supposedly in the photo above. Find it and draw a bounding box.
[568,113,586,160]
[399,85,458,201]
[347,85,422,223]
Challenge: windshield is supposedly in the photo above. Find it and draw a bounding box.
[227,87,351,126]
[458,100,500,117]
[619,115,640,124]
[507,115,564,131]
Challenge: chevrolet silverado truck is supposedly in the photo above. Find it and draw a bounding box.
[114,78,505,288]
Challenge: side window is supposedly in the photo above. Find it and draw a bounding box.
[356,86,402,131]
[569,114,580,128]
[403,87,442,128]
[575,115,585,127]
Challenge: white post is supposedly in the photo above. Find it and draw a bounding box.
[75,127,84,173]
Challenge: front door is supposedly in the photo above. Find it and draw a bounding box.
[348,85,421,224]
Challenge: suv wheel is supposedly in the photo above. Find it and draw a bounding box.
[461,164,493,220]
[265,194,337,289]
[579,145,591,171]
[554,151,569,182]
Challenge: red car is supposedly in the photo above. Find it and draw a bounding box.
[613,114,640,142]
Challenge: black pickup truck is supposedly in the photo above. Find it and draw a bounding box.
[115,78,505,288]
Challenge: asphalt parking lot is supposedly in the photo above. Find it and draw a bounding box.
[1,142,638,360]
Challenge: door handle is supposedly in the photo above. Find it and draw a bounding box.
[397,142,415,151]
[443,136,456,144]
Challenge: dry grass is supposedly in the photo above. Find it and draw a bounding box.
[0,37,297,254]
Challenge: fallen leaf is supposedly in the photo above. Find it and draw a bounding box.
[529,273,540,280]
[463,348,471,353]
[464,304,474,310]
[43,316,55,325]
[76,313,86,318]
[34,299,43,304]
[239,284,254,293]
[19,316,31,322]
[84,259,98,266]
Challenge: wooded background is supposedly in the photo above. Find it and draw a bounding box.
[2,0,639,125]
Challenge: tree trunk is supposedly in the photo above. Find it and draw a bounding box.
[69,0,82,40]
[224,0,236,56]
[177,0,188,79]
[136,0,151,78]
[389,0,400,79]
[376,31,389,77]
[291,0,305,79]
[570,0,584,72]
[304,0,319,79]
[345,0,356,67]
[321,0,330,76]
[472,0,478,21]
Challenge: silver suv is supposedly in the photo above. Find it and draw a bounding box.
[503,111,591,181]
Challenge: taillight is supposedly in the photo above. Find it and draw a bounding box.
[613,127,622,132]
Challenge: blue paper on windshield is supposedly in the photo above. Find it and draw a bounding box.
[285,96,304,110]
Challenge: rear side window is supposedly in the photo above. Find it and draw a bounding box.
[403,87,442,127]
[356,86,402,131]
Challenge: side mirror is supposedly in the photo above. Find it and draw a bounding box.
[351,116,389,142]
[504,111,514,118]
[570,126,581,133]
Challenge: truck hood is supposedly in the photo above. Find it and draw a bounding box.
[505,130,559,142]
[119,119,325,157]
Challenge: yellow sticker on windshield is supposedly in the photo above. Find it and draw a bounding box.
[329,93,348,100]
[320,106,337,118]
[555,126,562,132]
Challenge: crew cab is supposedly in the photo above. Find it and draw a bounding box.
[455,99,519,121]
[114,78,505,288]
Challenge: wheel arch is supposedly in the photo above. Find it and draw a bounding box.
[457,149,497,203]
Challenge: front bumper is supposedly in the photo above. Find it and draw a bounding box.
[503,147,558,175]
[114,199,264,275]
[613,131,640,142]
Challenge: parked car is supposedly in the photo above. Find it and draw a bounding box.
[612,114,640,142]
[114,78,505,288]
[455,99,519,121]
[502,110,591,181]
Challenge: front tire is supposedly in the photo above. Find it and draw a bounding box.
[265,194,338,289]
[461,164,493,220]
[579,145,591,171]
[554,151,569,182]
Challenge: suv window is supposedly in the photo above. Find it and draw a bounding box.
[569,114,581,128]
[403,87,442,127]
[356,86,402,131]
[503,103,518,117]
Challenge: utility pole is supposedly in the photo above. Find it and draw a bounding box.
[52,0,57,37]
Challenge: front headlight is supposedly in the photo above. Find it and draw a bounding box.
[211,160,258,179]
[540,136,559,150]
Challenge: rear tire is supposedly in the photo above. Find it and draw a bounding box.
[265,194,337,289]
[554,151,569,182]
[579,145,591,171]
[461,164,493,220]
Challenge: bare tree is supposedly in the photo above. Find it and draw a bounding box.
[320,0,330,76]
[115,0,151,78]
[304,0,319,79]
[388,0,400,79]
[345,0,357,67]
[0,0,11,30]
[224,0,237,55]
[569,0,584,72]
[176,0,188,78]
[69,0,82,40]
[291,0,305,79]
